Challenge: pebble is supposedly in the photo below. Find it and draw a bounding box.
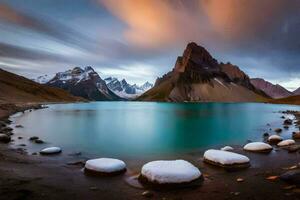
[236,178,244,182]
[35,139,44,144]
[274,128,282,133]
[142,190,153,198]
[29,136,39,141]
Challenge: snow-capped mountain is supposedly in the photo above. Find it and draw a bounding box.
[39,66,122,101]
[33,74,53,84]
[104,77,153,99]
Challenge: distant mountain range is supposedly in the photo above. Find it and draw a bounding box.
[33,67,153,101]
[250,78,292,99]
[104,77,153,99]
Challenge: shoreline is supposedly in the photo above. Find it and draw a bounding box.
[0,103,300,199]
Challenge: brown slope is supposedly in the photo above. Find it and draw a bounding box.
[138,42,268,102]
[0,68,84,103]
[268,95,300,105]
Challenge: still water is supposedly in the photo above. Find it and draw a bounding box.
[10,102,299,158]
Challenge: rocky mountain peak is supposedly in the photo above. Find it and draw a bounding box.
[174,42,219,73]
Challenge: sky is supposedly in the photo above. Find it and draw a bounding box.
[0,0,300,89]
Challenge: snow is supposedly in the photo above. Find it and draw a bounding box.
[221,146,234,151]
[204,149,250,165]
[85,158,126,173]
[141,160,201,184]
[268,135,283,142]
[214,78,226,87]
[243,142,273,152]
[33,74,53,84]
[40,147,62,155]
[277,139,295,147]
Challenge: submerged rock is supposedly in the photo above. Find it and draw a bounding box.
[283,119,293,125]
[0,133,11,143]
[40,147,62,155]
[263,132,269,137]
[15,125,24,128]
[268,135,283,144]
[280,170,300,185]
[34,139,44,144]
[139,160,202,186]
[203,149,250,169]
[243,142,273,153]
[277,139,296,147]
[84,158,126,175]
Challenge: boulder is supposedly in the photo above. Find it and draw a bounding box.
[203,149,250,169]
[221,146,234,151]
[283,119,293,125]
[0,134,11,143]
[243,142,273,153]
[40,147,62,155]
[292,132,300,140]
[139,160,202,186]
[84,158,126,175]
[277,139,296,147]
[267,135,283,144]
[283,144,300,153]
[280,170,300,185]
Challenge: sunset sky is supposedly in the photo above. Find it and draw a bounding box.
[0,0,300,89]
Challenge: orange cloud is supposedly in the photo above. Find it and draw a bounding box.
[100,0,294,49]
[100,0,204,49]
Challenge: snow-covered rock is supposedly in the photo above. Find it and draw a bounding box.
[140,160,201,184]
[221,146,234,151]
[277,139,296,147]
[268,135,283,144]
[40,147,62,155]
[33,74,53,84]
[243,142,273,153]
[203,149,250,168]
[84,158,126,174]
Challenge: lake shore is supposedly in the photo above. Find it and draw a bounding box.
[0,103,300,199]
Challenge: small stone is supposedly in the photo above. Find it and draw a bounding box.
[236,178,244,182]
[89,186,98,191]
[18,144,26,147]
[284,125,289,129]
[292,132,300,140]
[277,139,296,147]
[40,147,62,155]
[29,136,39,141]
[221,146,234,151]
[0,127,13,132]
[281,116,285,119]
[266,176,279,181]
[18,136,23,139]
[274,128,282,133]
[0,134,11,143]
[35,139,44,144]
[284,145,300,153]
[32,152,37,155]
[15,125,23,128]
[283,185,296,190]
[263,132,269,137]
[280,170,300,185]
[142,190,153,198]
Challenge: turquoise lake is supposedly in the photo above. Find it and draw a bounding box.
[10,102,300,158]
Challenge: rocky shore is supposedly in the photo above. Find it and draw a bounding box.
[0,105,300,199]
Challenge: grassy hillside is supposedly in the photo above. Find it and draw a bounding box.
[0,68,84,103]
[268,95,300,105]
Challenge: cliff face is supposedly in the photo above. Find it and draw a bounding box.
[250,78,292,99]
[138,42,268,102]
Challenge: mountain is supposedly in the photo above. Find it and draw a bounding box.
[138,42,268,102]
[46,66,122,101]
[293,87,300,95]
[104,77,153,99]
[250,78,292,99]
[34,74,53,84]
[0,68,83,103]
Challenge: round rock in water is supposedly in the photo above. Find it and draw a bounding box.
[221,146,234,151]
[84,158,126,175]
[268,135,283,144]
[277,139,295,147]
[40,147,62,155]
[139,160,202,186]
[243,142,273,153]
[0,133,11,143]
[203,149,250,169]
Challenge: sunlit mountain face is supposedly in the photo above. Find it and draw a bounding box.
[0,0,300,90]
